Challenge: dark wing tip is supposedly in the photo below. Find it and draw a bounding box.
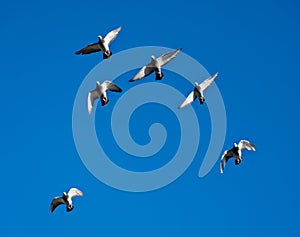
[114,87,122,92]
[50,204,55,213]
[129,79,135,82]
[75,50,81,55]
[250,143,257,151]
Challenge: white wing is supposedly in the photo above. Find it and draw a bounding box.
[199,72,219,91]
[178,90,196,109]
[87,89,98,115]
[157,48,181,67]
[129,66,155,82]
[103,26,121,46]
[238,140,256,151]
[68,188,83,199]
[102,80,122,92]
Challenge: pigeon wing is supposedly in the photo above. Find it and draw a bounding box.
[220,150,234,174]
[129,66,154,82]
[178,90,196,109]
[157,48,182,67]
[68,188,83,199]
[75,43,101,55]
[238,140,256,151]
[103,81,122,92]
[199,72,219,91]
[50,197,65,212]
[87,89,98,115]
[103,26,121,46]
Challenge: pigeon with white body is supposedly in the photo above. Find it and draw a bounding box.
[129,48,182,82]
[220,140,256,174]
[50,188,83,212]
[75,26,121,59]
[178,72,219,109]
[88,80,122,114]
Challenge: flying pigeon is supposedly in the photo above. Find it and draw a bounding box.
[75,26,121,59]
[50,188,83,212]
[178,72,219,109]
[88,80,122,114]
[220,140,256,174]
[129,48,182,82]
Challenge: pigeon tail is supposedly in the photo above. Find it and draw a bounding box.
[103,51,112,59]
[199,97,205,104]
[66,205,74,212]
[155,71,164,80]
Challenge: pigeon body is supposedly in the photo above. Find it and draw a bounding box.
[129,48,181,82]
[220,140,256,174]
[87,80,122,114]
[178,72,218,109]
[50,188,83,212]
[75,26,121,59]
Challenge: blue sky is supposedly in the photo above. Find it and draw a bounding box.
[1,0,300,236]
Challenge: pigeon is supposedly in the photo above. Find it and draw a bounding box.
[88,80,122,114]
[178,72,219,109]
[220,140,256,174]
[50,188,83,212]
[129,48,182,82]
[75,26,121,59]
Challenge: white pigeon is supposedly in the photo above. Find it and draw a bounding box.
[220,140,256,174]
[50,188,83,212]
[87,80,122,114]
[178,72,219,109]
[129,48,182,82]
[75,26,121,59]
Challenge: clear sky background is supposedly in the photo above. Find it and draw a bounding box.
[1,0,299,236]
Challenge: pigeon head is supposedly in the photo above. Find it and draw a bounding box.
[98,35,103,41]
[96,81,101,87]
[151,55,156,61]
[234,143,238,147]
[63,192,67,197]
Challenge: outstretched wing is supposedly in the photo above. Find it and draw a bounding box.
[129,66,154,82]
[50,197,65,212]
[199,72,219,91]
[103,80,122,92]
[68,188,83,199]
[157,48,182,67]
[75,42,101,55]
[238,140,256,151]
[103,26,121,46]
[220,150,234,174]
[178,90,196,109]
[87,89,98,115]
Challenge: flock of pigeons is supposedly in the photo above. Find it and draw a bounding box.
[50,27,256,213]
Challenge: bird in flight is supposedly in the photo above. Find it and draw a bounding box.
[129,48,182,82]
[50,188,83,212]
[75,26,121,59]
[87,80,122,114]
[220,140,256,174]
[178,72,219,109]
